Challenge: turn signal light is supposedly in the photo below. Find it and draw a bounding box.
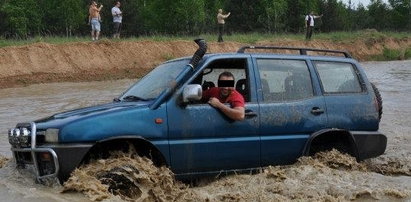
[39,152,51,161]
[155,118,163,124]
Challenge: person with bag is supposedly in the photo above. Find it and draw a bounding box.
[305,11,323,40]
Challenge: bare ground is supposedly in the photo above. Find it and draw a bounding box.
[1,37,411,89]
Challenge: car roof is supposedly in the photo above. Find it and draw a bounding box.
[202,52,357,63]
[167,46,357,64]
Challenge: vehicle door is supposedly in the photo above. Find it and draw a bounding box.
[167,57,260,174]
[254,57,328,166]
[312,60,378,131]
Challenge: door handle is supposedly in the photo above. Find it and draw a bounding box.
[245,109,258,118]
[311,107,324,115]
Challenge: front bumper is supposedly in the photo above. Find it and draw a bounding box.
[12,146,59,180]
[10,122,92,183]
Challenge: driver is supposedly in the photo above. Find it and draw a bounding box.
[202,71,245,121]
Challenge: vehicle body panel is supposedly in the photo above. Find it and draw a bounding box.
[167,56,260,174]
[251,56,329,166]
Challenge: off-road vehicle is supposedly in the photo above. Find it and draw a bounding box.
[8,39,386,183]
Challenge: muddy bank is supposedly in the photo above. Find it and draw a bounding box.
[1,37,411,89]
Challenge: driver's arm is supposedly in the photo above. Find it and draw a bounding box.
[208,98,245,121]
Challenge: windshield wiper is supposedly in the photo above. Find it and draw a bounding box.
[122,95,149,102]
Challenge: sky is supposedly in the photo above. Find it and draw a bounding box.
[341,0,389,8]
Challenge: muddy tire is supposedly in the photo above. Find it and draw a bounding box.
[371,83,383,121]
[97,165,142,199]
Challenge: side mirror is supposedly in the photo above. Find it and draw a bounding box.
[183,84,202,103]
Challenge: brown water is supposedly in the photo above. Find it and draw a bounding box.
[1,61,411,201]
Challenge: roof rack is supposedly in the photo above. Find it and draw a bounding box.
[237,46,352,58]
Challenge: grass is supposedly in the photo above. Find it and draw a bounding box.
[0,31,408,47]
[0,36,91,47]
[369,47,411,61]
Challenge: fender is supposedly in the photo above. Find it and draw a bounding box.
[302,128,360,161]
[91,135,168,166]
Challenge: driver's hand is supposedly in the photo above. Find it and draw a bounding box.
[208,97,222,108]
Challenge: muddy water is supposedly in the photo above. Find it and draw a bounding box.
[0,61,411,201]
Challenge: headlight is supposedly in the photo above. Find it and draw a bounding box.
[8,129,14,144]
[12,128,21,144]
[13,128,21,137]
[45,128,59,143]
[19,128,30,144]
[21,128,30,136]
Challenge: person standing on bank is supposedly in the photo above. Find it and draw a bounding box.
[305,11,323,40]
[217,9,231,43]
[111,1,122,39]
[89,1,103,41]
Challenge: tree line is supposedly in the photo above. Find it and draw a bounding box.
[0,0,410,39]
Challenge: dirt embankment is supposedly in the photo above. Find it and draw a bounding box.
[1,37,411,89]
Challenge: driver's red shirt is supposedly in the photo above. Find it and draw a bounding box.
[203,87,245,108]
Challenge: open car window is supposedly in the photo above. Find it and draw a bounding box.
[190,58,250,103]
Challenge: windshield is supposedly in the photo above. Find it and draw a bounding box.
[120,59,189,101]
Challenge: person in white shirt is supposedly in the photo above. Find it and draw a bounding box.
[111,1,123,39]
[305,11,322,40]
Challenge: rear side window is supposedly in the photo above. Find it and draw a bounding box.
[314,61,363,93]
[257,59,313,102]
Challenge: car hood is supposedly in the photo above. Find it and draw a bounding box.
[35,101,150,129]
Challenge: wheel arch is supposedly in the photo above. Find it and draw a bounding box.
[302,129,360,161]
[81,136,168,167]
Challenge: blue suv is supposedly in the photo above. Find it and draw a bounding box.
[8,39,386,183]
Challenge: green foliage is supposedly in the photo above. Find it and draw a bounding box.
[318,0,349,32]
[405,47,411,58]
[259,0,288,33]
[367,0,391,31]
[0,0,42,38]
[369,46,411,61]
[383,48,402,60]
[60,0,87,36]
[225,0,265,32]
[0,0,410,38]
[285,0,303,32]
[141,0,205,34]
[350,4,372,30]
[388,0,411,31]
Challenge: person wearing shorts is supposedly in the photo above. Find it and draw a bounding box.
[89,1,103,41]
[111,1,122,39]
